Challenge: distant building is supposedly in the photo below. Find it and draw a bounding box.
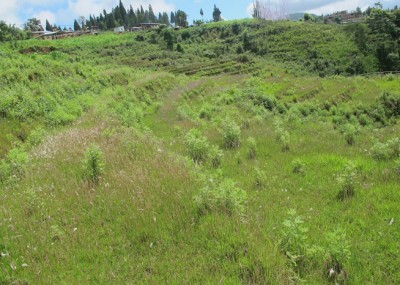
[139,23,161,30]
[114,26,125,33]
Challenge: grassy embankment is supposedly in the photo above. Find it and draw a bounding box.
[1,19,399,284]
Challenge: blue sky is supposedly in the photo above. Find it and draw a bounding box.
[0,0,397,28]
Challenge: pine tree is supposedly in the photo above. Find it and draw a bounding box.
[170,11,175,24]
[119,0,127,26]
[149,5,156,22]
[74,19,81,31]
[45,19,52,31]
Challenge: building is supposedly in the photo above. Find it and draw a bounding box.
[114,26,125,33]
[139,23,161,30]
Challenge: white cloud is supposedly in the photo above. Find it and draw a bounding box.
[0,0,21,25]
[33,10,56,28]
[125,0,175,13]
[306,0,363,14]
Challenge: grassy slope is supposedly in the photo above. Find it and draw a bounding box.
[1,19,400,284]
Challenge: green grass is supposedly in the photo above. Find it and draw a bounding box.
[1,19,400,284]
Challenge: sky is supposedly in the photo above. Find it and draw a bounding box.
[0,0,397,29]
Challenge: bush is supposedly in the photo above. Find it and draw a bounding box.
[222,119,241,148]
[394,158,400,176]
[371,141,391,160]
[279,209,308,268]
[342,123,358,145]
[81,144,105,184]
[194,179,247,215]
[324,229,351,283]
[247,137,257,159]
[277,130,290,152]
[209,145,223,168]
[184,129,210,164]
[292,159,306,175]
[337,163,357,200]
[253,168,266,189]
[371,138,400,160]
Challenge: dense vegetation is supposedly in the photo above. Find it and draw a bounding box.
[0,17,399,284]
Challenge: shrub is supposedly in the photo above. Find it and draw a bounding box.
[371,138,400,160]
[342,123,358,145]
[277,130,290,152]
[184,129,210,164]
[194,179,247,215]
[279,209,308,268]
[208,145,223,168]
[81,144,105,184]
[324,229,351,283]
[222,119,241,148]
[378,92,400,118]
[371,141,390,160]
[337,163,357,200]
[7,147,28,179]
[247,137,257,159]
[27,127,46,146]
[292,159,306,175]
[253,168,266,189]
[394,158,400,176]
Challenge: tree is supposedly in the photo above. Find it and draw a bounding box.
[119,0,127,26]
[74,19,81,31]
[175,10,188,27]
[170,11,175,25]
[79,16,86,31]
[213,4,222,22]
[163,29,174,50]
[45,19,52,31]
[200,8,204,20]
[148,5,156,22]
[24,18,43,31]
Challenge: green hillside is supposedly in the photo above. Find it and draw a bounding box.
[1,19,399,284]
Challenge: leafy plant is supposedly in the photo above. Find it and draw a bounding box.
[184,129,209,164]
[221,119,241,148]
[209,145,223,168]
[292,159,306,175]
[324,229,351,283]
[342,123,358,145]
[253,168,266,189]
[247,137,257,159]
[81,144,105,184]
[279,209,308,268]
[336,162,357,200]
[194,179,246,215]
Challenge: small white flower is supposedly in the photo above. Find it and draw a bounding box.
[21,263,28,268]
[329,268,335,277]
[73,228,78,232]
[149,242,154,248]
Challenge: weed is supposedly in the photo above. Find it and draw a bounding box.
[81,144,104,184]
[184,129,210,164]
[221,119,241,148]
[324,229,351,283]
[247,137,257,159]
[279,209,308,268]
[253,168,266,189]
[209,145,223,168]
[371,138,400,160]
[394,158,400,176]
[292,159,306,175]
[194,179,246,215]
[342,123,358,145]
[336,162,357,200]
